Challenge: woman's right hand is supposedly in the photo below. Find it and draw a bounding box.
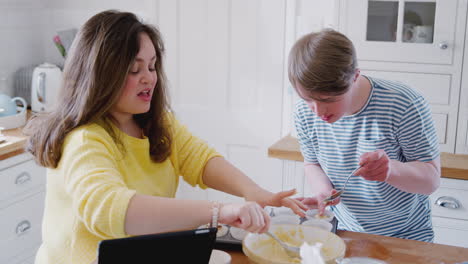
[317,189,341,214]
[218,202,270,234]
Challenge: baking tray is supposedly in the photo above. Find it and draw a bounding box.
[214,210,338,251]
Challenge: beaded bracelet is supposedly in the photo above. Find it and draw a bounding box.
[211,201,220,228]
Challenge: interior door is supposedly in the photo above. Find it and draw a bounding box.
[157,0,286,202]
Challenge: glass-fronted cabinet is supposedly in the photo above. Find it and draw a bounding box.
[340,0,457,64]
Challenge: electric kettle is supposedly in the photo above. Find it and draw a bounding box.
[31,63,62,112]
[0,94,27,117]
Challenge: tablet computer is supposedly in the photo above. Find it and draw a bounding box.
[97,227,218,264]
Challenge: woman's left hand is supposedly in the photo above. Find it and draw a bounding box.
[355,149,392,182]
[245,189,308,217]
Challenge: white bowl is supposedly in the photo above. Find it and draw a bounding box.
[301,219,333,232]
[0,110,26,130]
[305,209,335,222]
[243,224,346,264]
[209,249,231,264]
[217,224,229,237]
[229,226,248,241]
[271,215,301,225]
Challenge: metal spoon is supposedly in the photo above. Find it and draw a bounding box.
[323,165,362,204]
[265,231,300,258]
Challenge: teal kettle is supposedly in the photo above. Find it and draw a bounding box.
[0,94,27,117]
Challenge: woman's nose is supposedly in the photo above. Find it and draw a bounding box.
[141,71,155,84]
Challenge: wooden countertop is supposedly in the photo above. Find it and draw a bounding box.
[268,135,468,181]
[226,230,468,264]
[0,110,32,161]
[0,127,27,161]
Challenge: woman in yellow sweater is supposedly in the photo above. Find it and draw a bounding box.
[24,10,310,264]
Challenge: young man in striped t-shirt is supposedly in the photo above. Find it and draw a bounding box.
[289,29,440,242]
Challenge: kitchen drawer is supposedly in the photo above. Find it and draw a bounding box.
[363,70,452,106]
[0,159,46,204]
[0,153,33,171]
[0,191,45,264]
[430,181,468,220]
[433,216,468,248]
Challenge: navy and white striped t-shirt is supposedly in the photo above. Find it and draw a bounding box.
[294,76,440,242]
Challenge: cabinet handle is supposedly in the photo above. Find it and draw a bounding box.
[435,196,460,209]
[15,172,31,185]
[15,220,31,236]
[439,42,448,50]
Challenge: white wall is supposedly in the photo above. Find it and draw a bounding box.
[42,0,159,67]
[0,0,158,96]
[0,0,47,96]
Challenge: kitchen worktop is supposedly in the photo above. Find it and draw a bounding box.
[268,135,468,181]
[0,126,28,161]
[0,110,31,161]
[226,229,468,264]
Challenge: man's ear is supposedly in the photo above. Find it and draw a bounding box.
[353,68,361,82]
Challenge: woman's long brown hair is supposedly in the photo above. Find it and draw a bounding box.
[24,10,172,168]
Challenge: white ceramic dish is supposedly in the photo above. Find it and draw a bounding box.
[230,226,248,241]
[271,214,301,225]
[243,224,346,264]
[209,249,231,264]
[301,219,333,232]
[0,109,26,130]
[217,224,229,237]
[305,209,335,222]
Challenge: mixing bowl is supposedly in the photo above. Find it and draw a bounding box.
[243,224,346,264]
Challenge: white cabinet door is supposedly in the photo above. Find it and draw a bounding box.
[456,9,468,154]
[340,0,458,65]
[159,0,285,202]
[362,69,458,153]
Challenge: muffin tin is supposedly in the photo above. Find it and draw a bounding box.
[214,207,338,251]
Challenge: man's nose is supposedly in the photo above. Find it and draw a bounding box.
[309,102,325,116]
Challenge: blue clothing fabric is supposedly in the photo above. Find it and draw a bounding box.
[294,76,440,242]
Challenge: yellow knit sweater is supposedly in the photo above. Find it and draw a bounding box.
[35,115,220,264]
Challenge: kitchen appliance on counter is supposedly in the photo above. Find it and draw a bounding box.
[31,63,62,112]
[0,94,27,130]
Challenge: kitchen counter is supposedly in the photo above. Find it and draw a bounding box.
[226,230,468,264]
[268,135,468,181]
[0,110,32,161]
[0,127,28,161]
